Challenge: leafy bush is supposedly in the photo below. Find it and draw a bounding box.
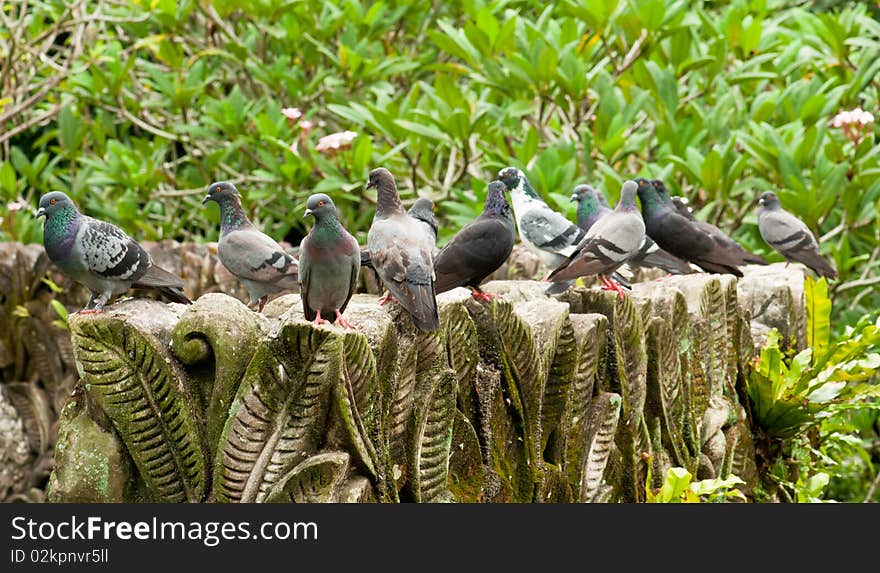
[746,276,880,501]
[2,1,879,325]
[645,466,747,503]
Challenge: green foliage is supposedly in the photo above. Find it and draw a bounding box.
[747,278,880,440]
[645,466,747,503]
[1,2,878,311]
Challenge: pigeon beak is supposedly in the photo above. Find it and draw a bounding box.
[570,194,578,202]
[201,195,211,205]
[304,208,313,218]
[365,180,376,190]
[35,207,46,218]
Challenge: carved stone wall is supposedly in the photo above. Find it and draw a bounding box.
[0,241,807,502]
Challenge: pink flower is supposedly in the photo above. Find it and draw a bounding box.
[315,131,357,153]
[299,120,314,133]
[831,107,874,127]
[282,107,302,121]
[8,201,24,212]
[831,107,874,144]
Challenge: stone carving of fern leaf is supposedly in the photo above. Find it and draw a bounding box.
[580,392,621,503]
[265,452,351,503]
[409,364,456,502]
[70,312,207,502]
[215,323,339,503]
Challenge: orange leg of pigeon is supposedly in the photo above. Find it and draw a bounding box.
[599,275,626,299]
[334,309,356,330]
[471,287,500,302]
[79,308,104,315]
[312,313,326,326]
[378,292,396,305]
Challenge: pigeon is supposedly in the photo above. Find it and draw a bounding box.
[366,167,440,332]
[36,191,191,313]
[636,179,748,276]
[299,193,361,328]
[655,181,766,266]
[408,197,439,247]
[757,191,837,279]
[548,181,646,298]
[572,184,693,275]
[498,167,585,294]
[202,181,299,312]
[571,184,612,233]
[361,197,439,269]
[433,180,516,300]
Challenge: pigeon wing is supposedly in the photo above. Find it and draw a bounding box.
[220,229,299,284]
[519,204,585,256]
[368,217,439,331]
[433,217,515,294]
[79,218,152,282]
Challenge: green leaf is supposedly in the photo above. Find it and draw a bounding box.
[805,277,831,358]
[0,162,15,195]
[58,106,83,152]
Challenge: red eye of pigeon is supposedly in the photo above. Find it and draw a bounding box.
[50,198,56,205]
[318,200,325,207]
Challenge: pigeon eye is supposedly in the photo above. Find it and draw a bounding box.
[49,198,56,205]
[317,200,325,207]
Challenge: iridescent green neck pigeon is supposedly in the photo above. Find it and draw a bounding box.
[637,179,749,276]
[366,167,440,332]
[36,191,191,313]
[572,184,692,275]
[757,191,837,279]
[652,179,766,266]
[548,181,645,298]
[571,184,612,232]
[202,181,299,312]
[433,180,515,300]
[299,193,361,328]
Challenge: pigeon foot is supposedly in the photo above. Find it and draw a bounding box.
[312,314,326,326]
[334,309,356,330]
[79,308,105,315]
[599,276,627,299]
[378,293,395,306]
[471,290,500,302]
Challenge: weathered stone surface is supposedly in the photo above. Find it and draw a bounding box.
[46,390,133,502]
[0,227,803,505]
[737,263,807,350]
[0,384,33,499]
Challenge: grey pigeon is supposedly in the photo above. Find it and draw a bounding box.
[36,191,191,313]
[654,180,766,266]
[548,181,646,297]
[202,181,299,312]
[299,193,361,328]
[433,180,516,300]
[366,167,440,331]
[498,167,585,294]
[757,191,837,279]
[408,198,439,247]
[572,184,692,275]
[636,179,750,276]
[362,197,439,270]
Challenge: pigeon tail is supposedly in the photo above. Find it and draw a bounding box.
[154,285,193,305]
[131,264,191,304]
[544,279,574,296]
